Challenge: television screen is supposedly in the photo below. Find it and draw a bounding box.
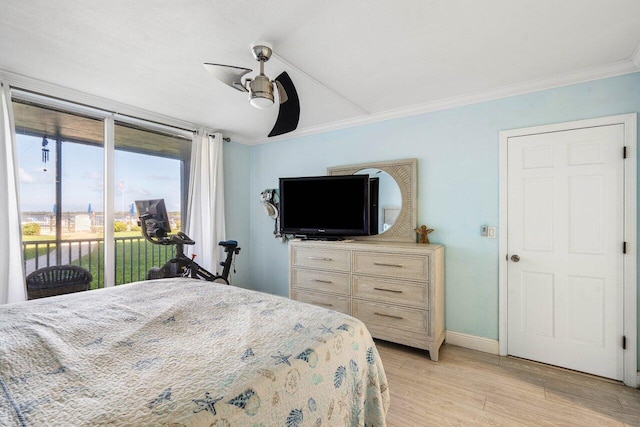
[135,199,171,238]
[279,175,370,238]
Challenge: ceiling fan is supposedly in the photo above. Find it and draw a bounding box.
[204,42,300,137]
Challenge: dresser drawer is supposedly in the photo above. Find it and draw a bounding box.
[353,275,427,308]
[352,299,428,335]
[292,289,351,315]
[353,252,428,281]
[291,246,350,272]
[292,268,350,295]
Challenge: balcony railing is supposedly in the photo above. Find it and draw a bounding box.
[23,236,175,288]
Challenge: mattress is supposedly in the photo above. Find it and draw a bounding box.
[0,278,389,426]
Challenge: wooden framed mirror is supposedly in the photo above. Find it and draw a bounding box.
[327,158,417,243]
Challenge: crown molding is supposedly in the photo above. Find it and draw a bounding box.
[3,59,637,148]
[0,69,194,130]
[249,59,640,145]
[0,68,250,144]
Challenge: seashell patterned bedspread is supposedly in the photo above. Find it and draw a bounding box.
[0,278,389,426]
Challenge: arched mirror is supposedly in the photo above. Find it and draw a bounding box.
[327,159,417,243]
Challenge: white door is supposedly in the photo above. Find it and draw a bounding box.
[507,124,625,380]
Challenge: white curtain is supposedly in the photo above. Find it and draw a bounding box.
[185,130,226,274]
[0,82,26,304]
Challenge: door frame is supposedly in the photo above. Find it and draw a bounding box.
[498,113,637,387]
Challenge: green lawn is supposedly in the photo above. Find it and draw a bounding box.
[22,235,56,260]
[71,238,176,289]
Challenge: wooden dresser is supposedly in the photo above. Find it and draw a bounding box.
[289,239,445,361]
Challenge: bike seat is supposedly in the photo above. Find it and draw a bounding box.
[218,240,238,248]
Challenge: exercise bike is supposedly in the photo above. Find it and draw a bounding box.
[139,214,240,285]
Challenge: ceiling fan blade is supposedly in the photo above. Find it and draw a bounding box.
[268,72,299,137]
[203,63,251,92]
[275,80,288,104]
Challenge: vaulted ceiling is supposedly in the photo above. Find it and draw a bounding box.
[1,1,639,144]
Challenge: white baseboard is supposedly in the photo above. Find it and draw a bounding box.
[445,330,500,355]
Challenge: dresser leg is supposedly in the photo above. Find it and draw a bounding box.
[428,348,439,362]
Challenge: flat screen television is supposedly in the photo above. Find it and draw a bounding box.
[135,199,171,238]
[279,175,370,239]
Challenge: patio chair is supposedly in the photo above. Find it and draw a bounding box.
[26,265,93,300]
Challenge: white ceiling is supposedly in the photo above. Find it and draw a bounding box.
[1,1,640,144]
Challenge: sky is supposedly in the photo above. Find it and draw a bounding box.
[17,134,183,214]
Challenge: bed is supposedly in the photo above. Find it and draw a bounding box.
[0,278,389,426]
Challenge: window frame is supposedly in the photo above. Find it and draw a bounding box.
[11,90,193,287]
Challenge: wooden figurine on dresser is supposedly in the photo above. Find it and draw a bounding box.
[414,225,434,244]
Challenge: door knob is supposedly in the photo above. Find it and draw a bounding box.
[510,255,520,262]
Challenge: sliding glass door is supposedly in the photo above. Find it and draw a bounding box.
[13,100,106,287]
[13,97,192,289]
[113,122,191,284]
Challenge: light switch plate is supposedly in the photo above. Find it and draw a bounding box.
[487,226,496,239]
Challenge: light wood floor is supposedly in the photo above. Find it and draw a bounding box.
[376,340,640,426]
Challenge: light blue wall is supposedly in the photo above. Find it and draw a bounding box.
[227,72,640,366]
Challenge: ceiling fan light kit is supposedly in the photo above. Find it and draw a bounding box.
[204,41,300,137]
[249,74,274,109]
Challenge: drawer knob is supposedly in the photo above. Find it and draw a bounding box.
[309,256,332,261]
[311,301,333,307]
[374,312,404,320]
[373,262,403,268]
[311,279,333,284]
[373,287,403,294]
